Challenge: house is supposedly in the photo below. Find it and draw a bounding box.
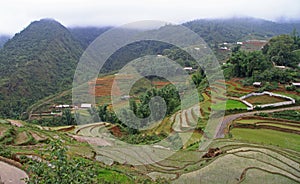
[183,67,193,71]
[81,103,92,108]
[292,83,300,87]
[55,104,71,109]
[220,46,228,50]
[275,65,286,69]
[236,42,243,45]
[253,82,262,87]
[121,95,131,100]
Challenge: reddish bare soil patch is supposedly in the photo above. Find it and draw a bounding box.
[56,126,76,132]
[244,94,287,105]
[14,132,29,145]
[152,81,170,88]
[8,120,23,127]
[89,75,122,97]
[202,147,222,158]
[0,127,8,137]
[109,126,123,137]
[29,131,48,142]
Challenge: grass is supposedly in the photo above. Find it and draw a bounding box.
[212,99,248,110]
[244,94,288,105]
[97,169,133,183]
[233,117,300,131]
[231,128,300,152]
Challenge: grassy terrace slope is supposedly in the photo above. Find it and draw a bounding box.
[0,119,152,183]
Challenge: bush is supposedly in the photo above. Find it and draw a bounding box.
[0,144,12,158]
[285,85,296,91]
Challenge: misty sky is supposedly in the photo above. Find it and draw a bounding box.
[1,0,300,34]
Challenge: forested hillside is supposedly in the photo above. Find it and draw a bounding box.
[70,27,111,49]
[0,35,10,48]
[184,18,300,45]
[0,19,83,118]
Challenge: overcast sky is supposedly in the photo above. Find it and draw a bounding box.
[1,0,300,35]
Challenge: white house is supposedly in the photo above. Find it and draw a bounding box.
[183,67,193,71]
[292,83,300,87]
[253,82,262,87]
[81,103,92,108]
[55,104,71,108]
[275,65,286,69]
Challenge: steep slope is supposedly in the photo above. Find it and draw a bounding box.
[70,27,111,49]
[0,35,10,48]
[0,19,83,118]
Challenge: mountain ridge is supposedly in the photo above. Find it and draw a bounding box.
[0,19,83,118]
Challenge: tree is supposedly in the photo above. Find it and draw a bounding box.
[61,109,75,125]
[264,34,298,67]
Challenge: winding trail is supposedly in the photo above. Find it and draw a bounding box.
[215,106,300,138]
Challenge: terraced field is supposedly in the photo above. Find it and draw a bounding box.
[68,104,300,183]
[244,94,288,105]
[229,116,300,151]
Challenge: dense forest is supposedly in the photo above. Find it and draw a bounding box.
[224,31,300,85]
[0,19,83,118]
[184,18,300,45]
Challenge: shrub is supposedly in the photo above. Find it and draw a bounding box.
[285,85,296,91]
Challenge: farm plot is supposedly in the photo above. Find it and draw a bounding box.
[233,117,300,132]
[212,99,248,110]
[244,94,288,105]
[231,128,300,152]
[174,151,300,183]
[225,79,256,97]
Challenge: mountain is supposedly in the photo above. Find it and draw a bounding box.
[1,17,300,118]
[0,19,83,118]
[184,18,300,45]
[70,26,111,49]
[0,35,10,48]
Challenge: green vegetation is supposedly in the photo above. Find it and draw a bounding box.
[97,84,181,134]
[224,31,300,85]
[269,110,300,121]
[263,31,300,67]
[231,128,300,152]
[0,18,300,183]
[212,99,248,110]
[28,109,76,127]
[0,19,83,118]
[25,140,134,184]
[184,18,300,46]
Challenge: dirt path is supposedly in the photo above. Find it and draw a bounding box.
[215,106,300,138]
[0,161,28,184]
[7,119,23,127]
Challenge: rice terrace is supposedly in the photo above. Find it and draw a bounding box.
[1,3,300,183]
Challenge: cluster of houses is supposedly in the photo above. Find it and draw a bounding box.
[52,103,92,110]
[219,40,268,51]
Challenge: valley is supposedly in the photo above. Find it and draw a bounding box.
[0,17,300,183]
